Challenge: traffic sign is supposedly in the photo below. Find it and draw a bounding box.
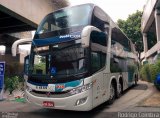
[0,62,5,75]
[0,62,5,100]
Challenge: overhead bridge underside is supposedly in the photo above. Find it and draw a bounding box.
[0,0,62,34]
[0,10,36,34]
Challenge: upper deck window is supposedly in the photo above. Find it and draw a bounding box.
[36,5,92,34]
[91,7,109,32]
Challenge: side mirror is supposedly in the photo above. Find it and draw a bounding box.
[24,55,29,75]
[12,38,32,56]
[81,26,101,48]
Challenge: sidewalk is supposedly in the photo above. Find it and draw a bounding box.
[138,82,160,107]
[2,89,25,101]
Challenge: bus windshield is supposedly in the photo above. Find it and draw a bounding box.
[36,5,92,34]
[29,40,89,79]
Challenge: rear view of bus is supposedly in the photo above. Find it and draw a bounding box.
[24,3,138,111]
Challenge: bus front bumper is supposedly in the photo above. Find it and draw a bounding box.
[25,89,93,111]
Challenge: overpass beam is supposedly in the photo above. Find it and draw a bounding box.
[143,33,148,54]
[155,9,160,42]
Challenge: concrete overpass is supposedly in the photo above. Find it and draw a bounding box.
[0,0,68,34]
[141,0,160,63]
[0,0,68,75]
[0,0,68,50]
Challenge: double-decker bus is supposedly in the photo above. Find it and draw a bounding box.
[24,3,139,111]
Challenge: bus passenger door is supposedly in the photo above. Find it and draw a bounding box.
[91,52,104,107]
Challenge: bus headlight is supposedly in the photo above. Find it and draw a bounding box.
[69,83,92,95]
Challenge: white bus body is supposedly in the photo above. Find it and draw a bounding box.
[24,4,138,111]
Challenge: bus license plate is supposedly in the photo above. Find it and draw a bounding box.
[43,101,54,107]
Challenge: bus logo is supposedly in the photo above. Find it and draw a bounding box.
[59,34,80,39]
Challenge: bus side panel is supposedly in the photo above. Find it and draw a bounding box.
[102,73,110,102]
[103,73,118,102]
[102,72,129,103]
[92,72,104,108]
[122,72,129,91]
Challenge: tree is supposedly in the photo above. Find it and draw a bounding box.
[117,10,143,60]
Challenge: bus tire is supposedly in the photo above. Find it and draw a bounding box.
[134,75,138,86]
[117,81,123,98]
[108,82,116,105]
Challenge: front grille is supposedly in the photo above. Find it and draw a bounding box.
[28,76,79,84]
[30,90,71,98]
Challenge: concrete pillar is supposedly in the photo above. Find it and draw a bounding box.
[155,9,160,42]
[143,33,148,53]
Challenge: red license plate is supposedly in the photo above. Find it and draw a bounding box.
[43,101,54,107]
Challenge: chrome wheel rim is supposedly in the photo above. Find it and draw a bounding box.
[110,84,115,99]
[117,83,122,95]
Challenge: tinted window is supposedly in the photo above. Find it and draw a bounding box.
[91,7,109,32]
[91,52,101,72]
[110,55,127,73]
[90,31,107,74]
[37,4,92,34]
[90,31,107,46]
[111,26,131,52]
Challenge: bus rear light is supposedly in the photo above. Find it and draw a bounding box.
[75,97,87,106]
[69,83,92,95]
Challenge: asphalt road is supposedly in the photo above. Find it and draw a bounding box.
[0,80,158,118]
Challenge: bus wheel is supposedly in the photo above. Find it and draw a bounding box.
[108,82,115,105]
[117,82,123,98]
[134,78,138,86]
[134,75,138,86]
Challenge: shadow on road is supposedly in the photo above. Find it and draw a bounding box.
[132,84,148,90]
[19,101,116,118]
[26,106,117,118]
[122,83,148,95]
[16,82,148,118]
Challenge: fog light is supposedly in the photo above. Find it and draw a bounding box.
[75,97,87,106]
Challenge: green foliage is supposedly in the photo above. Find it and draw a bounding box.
[140,64,150,82]
[117,10,143,54]
[4,76,20,94]
[140,60,160,83]
[149,64,159,82]
[33,63,46,74]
